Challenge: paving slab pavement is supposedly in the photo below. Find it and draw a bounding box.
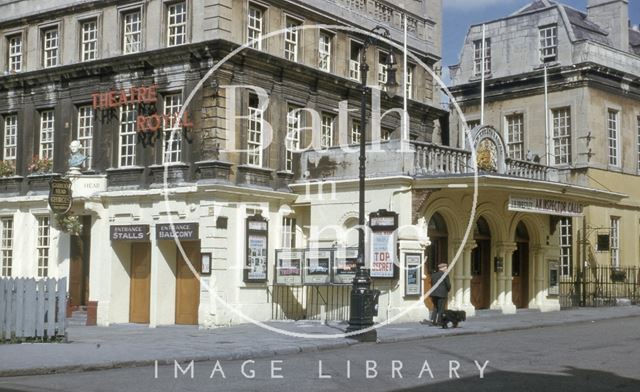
[1,306,639,377]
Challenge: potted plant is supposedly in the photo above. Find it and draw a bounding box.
[28,155,53,174]
[55,214,83,236]
[0,160,15,177]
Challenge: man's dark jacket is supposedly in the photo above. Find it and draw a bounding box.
[430,270,451,298]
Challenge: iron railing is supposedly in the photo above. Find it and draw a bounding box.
[559,265,640,308]
[268,285,353,321]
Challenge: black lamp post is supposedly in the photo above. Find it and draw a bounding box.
[346,26,398,342]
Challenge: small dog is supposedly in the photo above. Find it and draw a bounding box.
[441,310,466,329]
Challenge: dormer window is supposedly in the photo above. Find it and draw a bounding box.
[539,25,557,63]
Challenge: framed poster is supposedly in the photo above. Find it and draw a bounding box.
[548,260,559,296]
[303,249,332,285]
[245,214,268,283]
[369,210,398,279]
[201,252,212,275]
[275,249,303,285]
[333,247,358,284]
[370,231,396,278]
[405,254,422,296]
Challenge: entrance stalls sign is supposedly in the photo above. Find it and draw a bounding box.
[48,178,72,214]
[508,197,584,217]
[466,125,507,173]
[110,225,150,241]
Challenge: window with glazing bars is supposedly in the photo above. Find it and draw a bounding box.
[610,217,620,268]
[42,28,59,68]
[3,114,17,162]
[37,216,50,278]
[77,106,93,168]
[247,4,263,50]
[7,35,22,72]
[286,106,301,172]
[281,217,296,248]
[80,19,97,61]
[163,94,183,163]
[0,217,12,277]
[378,51,388,89]
[247,94,263,166]
[321,114,334,148]
[318,32,331,71]
[284,17,300,62]
[123,10,142,54]
[607,109,619,167]
[637,116,640,172]
[351,119,361,144]
[406,65,414,100]
[119,104,137,167]
[473,38,491,76]
[552,108,571,165]
[559,218,572,276]
[349,41,362,81]
[539,25,557,62]
[167,2,187,47]
[39,110,54,159]
[506,113,524,160]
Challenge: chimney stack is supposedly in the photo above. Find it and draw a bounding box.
[586,0,629,51]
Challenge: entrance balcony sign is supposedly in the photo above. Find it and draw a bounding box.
[156,223,199,240]
[48,178,72,214]
[508,196,584,217]
[110,225,150,241]
[275,249,303,285]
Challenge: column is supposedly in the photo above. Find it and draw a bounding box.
[496,242,517,314]
[452,239,477,317]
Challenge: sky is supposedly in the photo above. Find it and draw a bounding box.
[442,0,640,71]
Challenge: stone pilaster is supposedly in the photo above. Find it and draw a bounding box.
[495,242,518,314]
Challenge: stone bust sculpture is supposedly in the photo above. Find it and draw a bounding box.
[68,140,87,169]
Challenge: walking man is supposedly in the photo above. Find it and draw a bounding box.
[429,263,451,326]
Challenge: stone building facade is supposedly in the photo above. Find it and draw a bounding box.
[0,0,448,327]
[449,0,640,278]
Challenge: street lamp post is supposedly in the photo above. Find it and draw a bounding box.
[346,26,398,341]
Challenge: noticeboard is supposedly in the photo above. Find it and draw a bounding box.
[405,253,422,296]
[275,249,303,285]
[369,210,398,279]
[245,214,268,283]
[303,249,332,285]
[333,247,358,285]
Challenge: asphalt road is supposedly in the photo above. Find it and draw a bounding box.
[1,317,639,392]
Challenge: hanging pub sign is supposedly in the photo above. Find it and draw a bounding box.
[48,178,72,214]
[156,223,199,240]
[275,249,303,285]
[332,247,358,285]
[404,254,422,296]
[369,209,398,279]
[303,249,332,285]
[110,225,150,241]
[245,214,268,283]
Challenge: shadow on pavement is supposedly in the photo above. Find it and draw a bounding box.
[397,367,640,392]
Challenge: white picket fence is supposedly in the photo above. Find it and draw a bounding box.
[0,277,67,341]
